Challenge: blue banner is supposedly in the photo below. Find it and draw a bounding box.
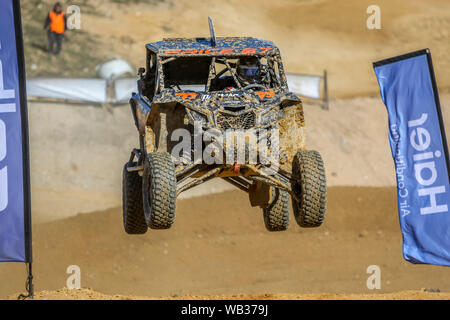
[374,49,450,266]
[0,0,31,263]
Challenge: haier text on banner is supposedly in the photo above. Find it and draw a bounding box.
[408,113,448,215]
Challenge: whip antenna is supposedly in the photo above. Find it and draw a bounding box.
[208,17,216,47]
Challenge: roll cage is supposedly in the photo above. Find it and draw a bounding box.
[140,48,289,99]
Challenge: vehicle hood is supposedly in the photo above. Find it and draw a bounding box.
[152,88,301,113]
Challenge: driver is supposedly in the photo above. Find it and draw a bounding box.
[236,57,262,87]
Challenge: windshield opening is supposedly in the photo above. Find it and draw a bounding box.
[161,55,282,92]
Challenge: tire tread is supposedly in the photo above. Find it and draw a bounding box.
[123,162,147,234]
[292,150,327,228]
[263,188,290,231]
[145,152,177,229]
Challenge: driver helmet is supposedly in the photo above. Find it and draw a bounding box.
[236,57,261,85]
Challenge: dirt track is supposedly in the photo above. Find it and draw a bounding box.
[2,187,450,299]
[6,92,449,301]
[7,288,450,300]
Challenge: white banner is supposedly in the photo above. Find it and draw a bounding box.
[27,78,107,103]
[286,73,322,99]
[114,78,137,103]
[27,72,326,105]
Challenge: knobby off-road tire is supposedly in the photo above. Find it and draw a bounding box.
[143,152,177,229]
[292,150,327,228]
[263,188,290,231]
[122,162,148,234]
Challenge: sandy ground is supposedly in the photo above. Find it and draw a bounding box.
[7,288,450,300]
[9,96,446,300]
[2,187,450,299]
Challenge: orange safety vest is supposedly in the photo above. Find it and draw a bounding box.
[49,11,65,34]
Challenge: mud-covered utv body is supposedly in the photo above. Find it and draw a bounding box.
[123,36,326,234]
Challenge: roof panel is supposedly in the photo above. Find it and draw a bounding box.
[146,37,278,56]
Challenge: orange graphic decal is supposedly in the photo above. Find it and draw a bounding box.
[242,48,257,54]
[255,91,275,99]
[176,92,198,99]
[162,47,274,56]
[258,47,272,54]
[163,49,181,55]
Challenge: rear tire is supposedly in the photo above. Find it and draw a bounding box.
[122,162,147,234]
[263,187,290,231]
[143,152,177,229]
[291,150,327,228]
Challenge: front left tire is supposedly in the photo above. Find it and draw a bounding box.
[263,187,290,231]
[122,162,148,234]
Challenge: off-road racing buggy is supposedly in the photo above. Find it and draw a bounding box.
[123,24,326,234]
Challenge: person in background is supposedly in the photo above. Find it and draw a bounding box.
[44,2,67,56]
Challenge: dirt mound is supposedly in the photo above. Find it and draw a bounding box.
[2,187,449,299]
[7,288,450,300]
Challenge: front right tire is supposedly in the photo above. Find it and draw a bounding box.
[291,150,327,228]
